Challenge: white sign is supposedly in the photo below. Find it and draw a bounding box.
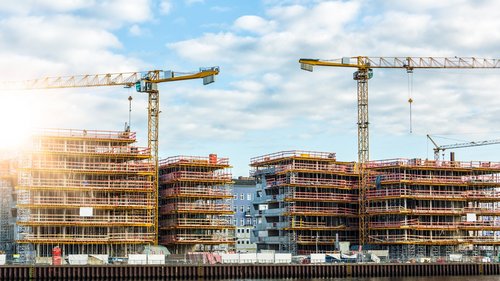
[79,207,93,217]
[466,213,477,222]
[310,253,326,264]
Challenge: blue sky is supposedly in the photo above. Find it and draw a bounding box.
[0,0,499,176]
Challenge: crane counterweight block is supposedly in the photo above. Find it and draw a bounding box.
[353,69,373,80]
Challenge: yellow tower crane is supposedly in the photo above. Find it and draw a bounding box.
[299,56,500,245]
[7,67,220,244]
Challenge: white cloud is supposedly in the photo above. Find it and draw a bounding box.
[94,0,153,24]
[160,0,172,15]
[1,0,499,174]
[185,0,204,5]
[0,15,147,77]
[211,6,231,12]
[0,0,153,25]
[0,0,152,154]
[166,0,500,157]
[0,0,93,14]
[234,15,276,34]
[129,24,142,36]
[169,32,258,66]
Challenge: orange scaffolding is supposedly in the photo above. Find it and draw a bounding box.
[158,154,235,254]
[367,158,500,251]
[16,128,155,257]
[251,150,359,254]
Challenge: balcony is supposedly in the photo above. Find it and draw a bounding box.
[160,203,233,214]
[160,171,232,183]
[160,187,232,198]
[160,218,233,229]
[286,206,357,217]
[17,178,154,192]
[267,177,357,189]
[18,232,155,244]
[160,234,235,245]
[286,191,357,203]
[18,213,154,226]
[17,196,155,209]
[21,160,154,174]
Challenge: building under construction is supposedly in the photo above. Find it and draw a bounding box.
[158,155,235,254]
[16,129,155,260]
[0,159,15,257]
[250,151,359,255]
[367,158,500,260]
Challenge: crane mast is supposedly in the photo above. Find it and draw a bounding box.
[300,56,500,246]
[7,67,220,245]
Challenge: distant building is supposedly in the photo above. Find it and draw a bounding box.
[232,177,257,253]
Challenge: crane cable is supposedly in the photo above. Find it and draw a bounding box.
[407,68,414,133]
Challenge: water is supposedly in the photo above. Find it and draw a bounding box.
[219,277,500,281]
[114,276,500,281]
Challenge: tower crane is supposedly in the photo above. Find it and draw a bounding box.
[427,134,500,161]
[6,67,220,244]
[299,56,500,245]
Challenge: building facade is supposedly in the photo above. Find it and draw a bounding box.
[250,151,359,255]
[0,159,15,258]
[16,129,155,261]
[158,154,235,254]
[232,177,257,253]
[367,158,500,260]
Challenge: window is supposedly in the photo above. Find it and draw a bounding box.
[233,207,237,213]
[247,193,252,200]
[240,193,244,200]
[246,206,250,212]
[240,219,244,226]
[240,206,244,212]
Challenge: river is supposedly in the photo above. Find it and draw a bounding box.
[218,277,499,281]
[118,276,500,281]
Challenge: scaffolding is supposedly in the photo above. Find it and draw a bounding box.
[158,155,235,254]
[250,150,359,255]
[16,129,155,259]
[0,159,15,258]
[367,158,500,260]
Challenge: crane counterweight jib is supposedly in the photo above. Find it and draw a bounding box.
[300,56,500,69]
[4,66,220,91]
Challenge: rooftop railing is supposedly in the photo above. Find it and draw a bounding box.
[250,150,336,165]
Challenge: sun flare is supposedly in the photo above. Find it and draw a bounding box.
[0,94,39,154]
